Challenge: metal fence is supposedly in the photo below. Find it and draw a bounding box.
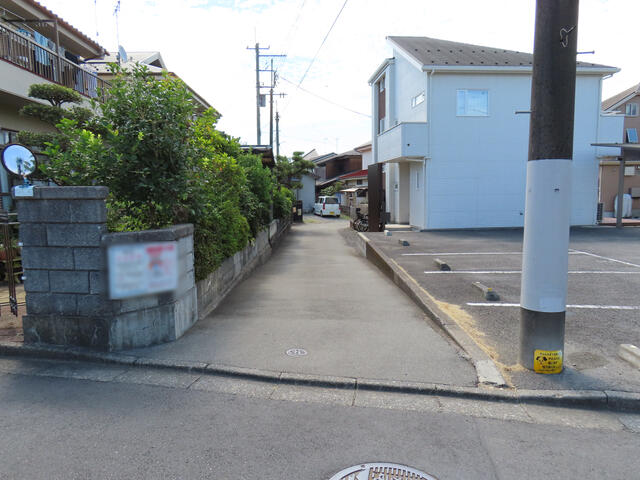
[0,24,108,101]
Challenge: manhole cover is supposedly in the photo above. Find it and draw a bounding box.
[286,348,307,357]
[329,463,438,480]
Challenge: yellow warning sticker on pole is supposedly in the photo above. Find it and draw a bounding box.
[534,350,563,374]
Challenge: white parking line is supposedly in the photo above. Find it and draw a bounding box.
[424,270,640,274]
[403,252,583,256]
[569,249,640,269]
[467,302,640,310]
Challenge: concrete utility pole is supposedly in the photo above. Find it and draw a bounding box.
[269,60,273,146]
[275,111,280,158]
[254,43,262,145]
[247,44,285,146]
[519,0,579,373]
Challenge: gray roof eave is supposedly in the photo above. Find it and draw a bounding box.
[420,64,620,75]
[368,58,395,84]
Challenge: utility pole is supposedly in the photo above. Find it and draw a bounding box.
[269,59,274,147]
[519,0,579,374]
[246,44,285,146]
[275,111,280,158]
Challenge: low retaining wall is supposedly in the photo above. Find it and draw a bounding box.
[196,218,290,320]
[102,225,197,349]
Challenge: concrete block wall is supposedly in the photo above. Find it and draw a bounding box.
[103,224,197,349]
[16,187,197,351]
[18,186,110,347]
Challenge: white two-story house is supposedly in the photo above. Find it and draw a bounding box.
[370,36,623,229]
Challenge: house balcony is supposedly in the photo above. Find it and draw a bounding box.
[377,122,428,163]
[0,24,108,101]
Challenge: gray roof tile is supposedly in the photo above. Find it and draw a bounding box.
[388,36,613,69]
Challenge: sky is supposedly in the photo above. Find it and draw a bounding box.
[35,0,640,157]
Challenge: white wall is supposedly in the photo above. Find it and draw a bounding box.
[361,149,373,169]
[393,51,427,124]
[425,72,607,229]
[297,174,316,212]
[427,73,530,228]
[409,162,426,228]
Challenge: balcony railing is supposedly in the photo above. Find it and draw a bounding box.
[0,24,108,101]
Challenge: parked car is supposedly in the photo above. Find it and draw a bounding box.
[314,196,341,217]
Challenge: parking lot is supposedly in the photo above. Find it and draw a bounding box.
[366,226,640,392]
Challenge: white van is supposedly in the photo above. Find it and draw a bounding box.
[314,196,341,217]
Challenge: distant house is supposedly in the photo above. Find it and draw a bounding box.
[87,51,212,112]
[601,83,640,217]
[312,148,362,196]
[355,141,373,169]
[369,36,623,229]
[338,168,368,211]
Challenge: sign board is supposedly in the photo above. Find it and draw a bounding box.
[534,349,563,374]
[107,241,178,299]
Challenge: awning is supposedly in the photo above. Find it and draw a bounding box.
[340,187,367,193]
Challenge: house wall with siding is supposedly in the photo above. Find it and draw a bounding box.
[425,72,609,229]
[393,52,427,124]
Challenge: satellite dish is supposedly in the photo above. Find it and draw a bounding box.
[118,45,128,64]
[1,144,37,178]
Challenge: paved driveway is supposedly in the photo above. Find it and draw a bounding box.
[130,216,477,386]
[365,227,640,391]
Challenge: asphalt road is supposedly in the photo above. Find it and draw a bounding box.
[127,217,477,387]
[366,227,640,392]
[0,356,639,480]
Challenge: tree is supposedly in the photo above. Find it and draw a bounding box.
[274,151,315,190]
[17,83,95,150]
[320,181,343,197]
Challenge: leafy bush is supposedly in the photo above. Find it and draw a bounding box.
[273,186,294,219]
[27,83,82,107]
[29,66,291,281]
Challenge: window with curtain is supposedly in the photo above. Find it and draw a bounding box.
[457,89,489,116]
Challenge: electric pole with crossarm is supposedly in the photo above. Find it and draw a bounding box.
[519,0,579,374]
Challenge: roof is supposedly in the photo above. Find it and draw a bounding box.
[354,141,372,152]
[241,145,275,168]
[0,0,107,58]
[87,51,211,110]
[602,83,640,111]
[387,36,616,72]
[311,152,337,165]
[339,169,368,180]
[88,51,167,74]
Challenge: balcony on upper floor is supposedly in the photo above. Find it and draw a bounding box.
[376,122,428,163]
[0,24,108,101]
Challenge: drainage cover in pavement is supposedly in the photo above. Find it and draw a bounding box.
[329,463,438,480]
[286,348,308,357]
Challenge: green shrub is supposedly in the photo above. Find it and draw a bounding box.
[273,186,293,219]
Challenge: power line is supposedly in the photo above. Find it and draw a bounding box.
[295,0,348,90]
[279,75,370,118]
[280,0,306,67]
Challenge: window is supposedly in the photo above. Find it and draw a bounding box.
[356,179,363,185]
[377,75,386,134]
[324,197,339,204]
[411,91,425,108]
[627,128,639,143]
[456,89,489,116]
[0,129,18,145]
[416,170,421,190]
[626,103,638,116]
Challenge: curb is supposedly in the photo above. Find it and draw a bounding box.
[1,342,639,412]
[354,232,506,387]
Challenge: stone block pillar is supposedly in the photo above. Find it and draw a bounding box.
[17,186,110,348]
